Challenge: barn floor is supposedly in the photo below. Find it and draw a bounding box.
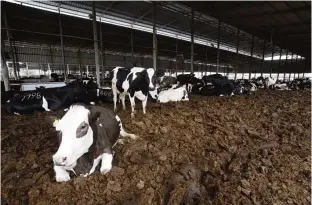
[1,90,311,205]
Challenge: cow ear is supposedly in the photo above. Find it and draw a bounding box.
[89,111,101,125]
[46,116,61,128]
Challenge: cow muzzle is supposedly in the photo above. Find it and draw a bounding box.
[149,86,156,91]
[53,155,68,166]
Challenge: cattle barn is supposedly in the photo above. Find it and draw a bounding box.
[1,1,311,204]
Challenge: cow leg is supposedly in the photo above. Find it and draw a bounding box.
[100,152,113,175]
[121,94,126,110]
[54,166,70,182]
[112,85,118,112]
[88,154,102,175]
[129,94,136,118]
[142,95,148,115]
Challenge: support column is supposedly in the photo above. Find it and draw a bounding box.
[283,51,288,81]
[99,16,105,82]
[175,36,178,75]
[3,9,18,80]
[261,40,266,77]
[289,53,294,81]
[269,44,275,77]
[92,2,101,86]
[152,2,157,70]
[86,65,89,77]
[216,20,221,74]
[1,51,10,91]
[58,6,66,80]
[234,29,240,80]
[131,29,134,66]
[190,9,194,73]
[205,46,208,76]
[248,35,254,80]
[48,63,51,79]
[293,54,298,79]
[277,48,282,80]
[49,45,54,73]
[78,48,82,75]
[209,64,212,75]
[297,57,302,78]
[67,64,70,75]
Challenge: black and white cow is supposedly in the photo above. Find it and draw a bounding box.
[156,84,189,103]
[4,82,87,115]
[176,73,195,92]
[264,77,277,89]
[51,103,137,182]
[157,76,177,87]
[111,67,163,118]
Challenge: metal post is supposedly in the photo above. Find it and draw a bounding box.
[3,9,18,80]
[298,57,302,78]
[205,46,208,76]
[234,29,240,80]
[191,9,194,73]
[294,54,298,79]
[216,20,221,74]
[58,6,66,80]
[261,40,266,77]
[283,51,288,81]
[277,48,282,80]
[131,29,134,66]
[175,36,178,75]
[92,2,101,86]
[152,2,157,70]
[49,45,54,73]
[67,64,70,75]
[209,64,212,74]
[249,35,254,80]
[289,53,294,81]
[1,51,10,91]
[78,48,82,75]
[86,65,89,77]
[47,63,51,79]
[99,16,105,82]
[269,44,275,77]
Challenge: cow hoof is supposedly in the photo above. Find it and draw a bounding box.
[55,173,70,182]
[100,164,112,175]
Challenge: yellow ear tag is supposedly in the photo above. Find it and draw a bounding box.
[53,119,60,128]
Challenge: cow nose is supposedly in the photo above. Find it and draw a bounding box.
[53,156,67,166]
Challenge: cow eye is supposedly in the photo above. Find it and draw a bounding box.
[76,122,89,138]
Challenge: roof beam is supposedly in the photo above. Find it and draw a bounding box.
[224,5,310,20]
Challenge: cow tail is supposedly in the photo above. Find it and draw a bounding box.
[115,115,138,139]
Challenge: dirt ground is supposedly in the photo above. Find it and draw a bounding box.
[1,89,311,205]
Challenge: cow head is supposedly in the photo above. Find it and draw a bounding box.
[51,104,97,167]
[146,68,157,91]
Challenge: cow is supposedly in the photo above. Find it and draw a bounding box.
[157,76,177,87]
[4,82,87,115]
[111,67,164,118]
[176,73,195,92]
[50,103,137,182]
[157,84,189,103]
[274,83,289,90]
[264,77,276,89]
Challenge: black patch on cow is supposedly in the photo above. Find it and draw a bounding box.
[127,69,150,97]
[76,121,89,138]
[116,68,131,93]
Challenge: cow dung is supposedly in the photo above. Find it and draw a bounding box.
[1,89,310,205]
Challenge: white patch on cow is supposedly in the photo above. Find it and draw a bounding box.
[42,96,51,111]
[14,112,20,115]
[158,87,189,103]
[135,91,147,101]
[275,83,289,90]
[231,92,234,96]
[220,94,224,97]
[100,153,113,174]
[64,108,69,112]
[90,102,95,105]
[149,88,158,100]
[54,165,71,182]
[52,105,93,167]
[88,154,102,175]
[146,68,156,90]
[7,99,10,103]
[99,123,102,127]
[97,89,100,97]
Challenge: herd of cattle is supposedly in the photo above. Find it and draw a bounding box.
[1,66,311,117]
[1,66,311,182]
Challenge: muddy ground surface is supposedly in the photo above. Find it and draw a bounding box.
[1,90,311,205]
